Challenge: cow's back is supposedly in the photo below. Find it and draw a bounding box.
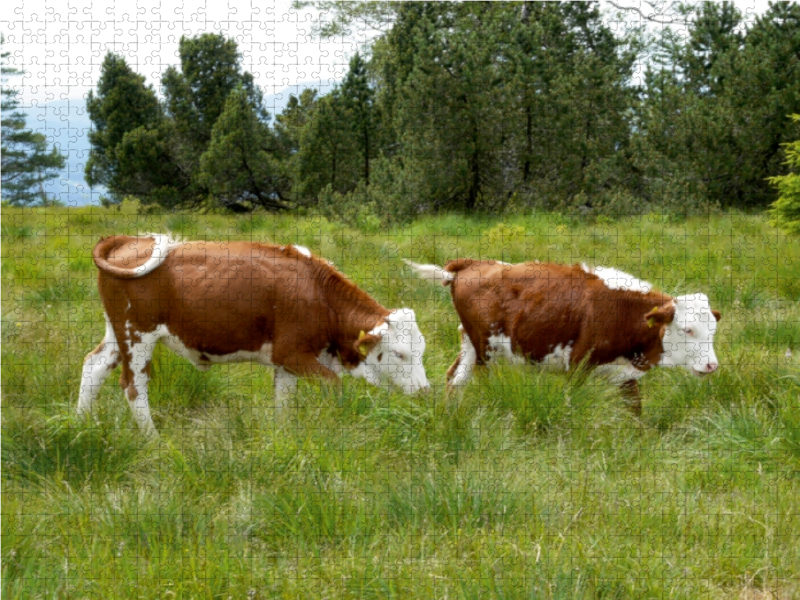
[447,260,592,316]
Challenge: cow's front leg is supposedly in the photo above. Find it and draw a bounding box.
[272,351,341,415]
[620,379,642,417]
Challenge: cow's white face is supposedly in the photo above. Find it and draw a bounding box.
[350,308,430,394]
[659,294,720,376]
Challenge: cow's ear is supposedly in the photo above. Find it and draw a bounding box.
[645,304,675,328]
[712,310,722,322]
[354,330,382,357]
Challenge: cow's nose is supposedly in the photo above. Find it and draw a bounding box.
[706,363,719,373]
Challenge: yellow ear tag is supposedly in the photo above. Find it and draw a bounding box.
[357,330,368,356]
[647,318,655,328]
[646,306,659,328]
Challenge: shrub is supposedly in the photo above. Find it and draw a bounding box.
[768,115,800,236]
[317,181,382,233]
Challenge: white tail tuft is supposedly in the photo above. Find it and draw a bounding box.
[131,232,185,277]
[402,259,454,285]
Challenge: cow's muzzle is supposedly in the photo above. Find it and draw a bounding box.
[692,363,719,377]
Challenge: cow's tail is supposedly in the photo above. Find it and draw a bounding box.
[402,259,456,287]
[93,233,183,279]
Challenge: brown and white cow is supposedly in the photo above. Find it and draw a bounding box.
[78,234,430,436]
[405,258,721,414]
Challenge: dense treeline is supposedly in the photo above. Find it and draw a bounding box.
[85,1,800,219]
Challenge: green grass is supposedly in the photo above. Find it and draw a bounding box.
[2,205,800,599]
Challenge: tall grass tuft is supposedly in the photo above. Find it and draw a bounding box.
[2,408,153,486]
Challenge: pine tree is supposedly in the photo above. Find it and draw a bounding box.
[295,90,359,203]
[84,53,168,201]
[198,86,288,211]
[1,35,66,206]
[768,115,800,236]
[163,34,264,144]
[681,1,743,94]
[158,33,268,208]
[85,34,278,211]
[275,88,319,155]
[340,53,376,185]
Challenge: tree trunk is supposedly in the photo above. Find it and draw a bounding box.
[364,122,370,185]
[523,105,532,182]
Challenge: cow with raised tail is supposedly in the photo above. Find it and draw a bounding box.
[79,234,430,436]
[404,258,721,414]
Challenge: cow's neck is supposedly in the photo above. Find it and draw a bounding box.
[322,270,389,343]
[599,291,671,366]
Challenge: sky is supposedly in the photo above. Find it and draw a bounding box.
[0,0,778,205]
[1,0,352,107]
[1,0,777,106]
[1,0,354,204]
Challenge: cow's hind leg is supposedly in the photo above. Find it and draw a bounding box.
[119,330,160,437]
[77,316,121,419]
[448,326,478,389]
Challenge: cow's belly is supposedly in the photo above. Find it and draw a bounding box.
[487,334,573,370]
[159,327,274,370]
[157,325,342,374]
[474,329,647,386]
[488,335,644,380]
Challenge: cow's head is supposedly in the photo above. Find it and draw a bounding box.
[349,308,430,394]
[648,294,722,376]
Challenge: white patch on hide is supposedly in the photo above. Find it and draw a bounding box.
[540,343,573,371]
[583,264,652,293]
[487,333,525,365]
[159,328,275,368]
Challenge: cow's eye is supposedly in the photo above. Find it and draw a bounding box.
[684,328,693,336]
[391,350,403,360]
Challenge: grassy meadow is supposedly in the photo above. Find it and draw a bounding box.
[2,205,800,599]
